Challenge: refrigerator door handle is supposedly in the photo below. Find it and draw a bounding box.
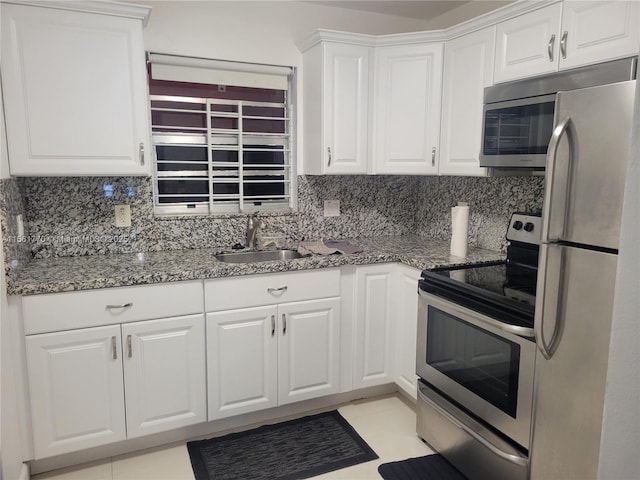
[535,243,566,359]
[541,115,573,243]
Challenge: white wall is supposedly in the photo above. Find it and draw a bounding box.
[422,0,513,30]
[1,60,27,480]
[597,67,640,479]
[141,0,431,64]
[140,0,433,175]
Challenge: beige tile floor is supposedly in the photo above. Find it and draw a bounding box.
[32,393,434,480]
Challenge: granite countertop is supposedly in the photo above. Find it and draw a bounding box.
[6,236,505,296]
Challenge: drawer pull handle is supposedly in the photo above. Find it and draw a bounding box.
[282,313,287,335]
[267,286,288,293]
[127,335,132,358]
[106,303,133,309]
[548,34,556,61]
[139,142,145,166]
[271,315,276,337]
[111,336,118,360]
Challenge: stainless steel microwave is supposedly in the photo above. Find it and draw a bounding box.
[480,57,637,170]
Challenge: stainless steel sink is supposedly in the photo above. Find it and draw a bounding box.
[215,249,304,263]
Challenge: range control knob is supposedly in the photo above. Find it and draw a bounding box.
[512,220,523,230]
[524,222,535,232]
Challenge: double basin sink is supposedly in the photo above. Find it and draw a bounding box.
[215,249,304,264]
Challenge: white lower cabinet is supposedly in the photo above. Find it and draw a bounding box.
[353,264,396,389]
[205,271,342,421]
[207,299,341,420]
[351,264,420,399]
[26,314,206,458]
[23,281,206,459]
[21,265,424,460]
[26,325,127,458]
[394,266,421,400]
[121,315,207,439]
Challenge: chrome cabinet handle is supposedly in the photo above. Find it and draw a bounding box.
[560,31,568,59]
[327,147,332,166]
[282,313,287,335]
[548,34,556,61]
[106,303,133,310]
[139,142,145,166]
[267,286,288,293]
[127,334,132,358]
[271,315,276,337]
[111,336,118,360]
[431,147,436,167]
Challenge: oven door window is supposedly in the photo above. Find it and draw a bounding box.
[483,101,554,156]
[426,306,520,418]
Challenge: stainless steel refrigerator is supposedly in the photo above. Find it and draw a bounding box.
[530,79,636,479]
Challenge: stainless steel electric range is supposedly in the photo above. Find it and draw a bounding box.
[415,212,541,480]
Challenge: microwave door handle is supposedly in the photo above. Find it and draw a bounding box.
[541,115,573,243]
[534,243,566,360]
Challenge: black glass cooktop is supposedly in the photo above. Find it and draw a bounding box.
[419,261,537,329]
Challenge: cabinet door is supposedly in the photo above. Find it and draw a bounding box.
[122,315,206,439]
[439,28,495,176]
[0,4,150,175]
[26,325,126,458]
[394,266,421,400]
[374,43,443,175]
[278,297,341,405]
[323,43,370,174]
[353,264,395,389]
[206,306,278,420]
[494,3,562,83]
[559,1,640,71]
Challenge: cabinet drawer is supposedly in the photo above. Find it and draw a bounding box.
[205,269,340,311]
[23,281,204,335]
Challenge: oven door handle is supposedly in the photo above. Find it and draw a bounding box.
[418,385,528,467]
[418,289,535,339]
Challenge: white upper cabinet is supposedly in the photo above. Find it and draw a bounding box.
[303,42,371,174]
[559,1,640,70]
[495,1,639,83]
[1,2,151,176]
[494,3,563,82]
[373,43,443,175]
[439,27,496,176]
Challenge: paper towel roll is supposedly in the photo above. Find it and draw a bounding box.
[450,202,469,258]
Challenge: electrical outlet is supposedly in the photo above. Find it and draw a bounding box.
[115,205,131,228]
[323,200,340,217]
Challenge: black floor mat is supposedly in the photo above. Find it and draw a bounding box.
[378,454,468,480]
[187,410,378,480]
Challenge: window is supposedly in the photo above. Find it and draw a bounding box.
[147,53,295,214]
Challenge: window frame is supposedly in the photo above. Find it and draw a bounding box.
[148,59,297,216]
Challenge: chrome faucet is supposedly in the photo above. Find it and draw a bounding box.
[245,213,261,248]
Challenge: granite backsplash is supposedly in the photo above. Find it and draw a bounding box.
[2,174,544,272]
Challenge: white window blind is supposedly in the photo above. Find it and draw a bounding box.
[148,53,295,214]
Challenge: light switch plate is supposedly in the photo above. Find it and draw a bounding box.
[115,205,131,227]
[323,199,340,217]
